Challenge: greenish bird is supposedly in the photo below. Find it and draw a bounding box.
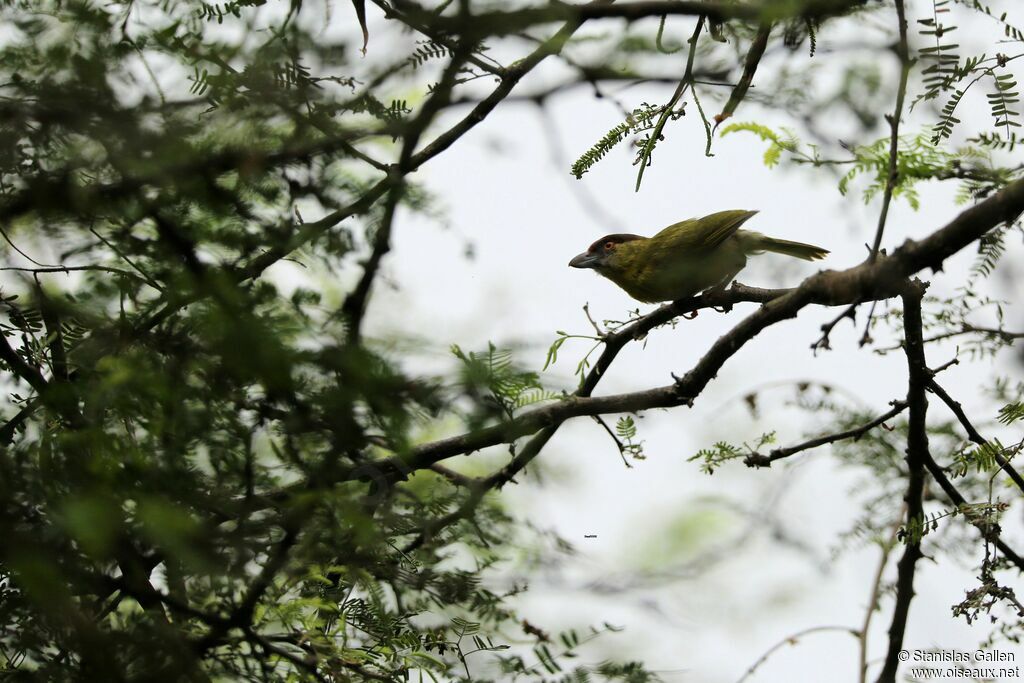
[568,210,828,303]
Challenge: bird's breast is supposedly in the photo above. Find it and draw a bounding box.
[600,238,748,302]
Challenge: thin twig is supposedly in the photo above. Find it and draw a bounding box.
[920,446,1024,572]
[868,0,910,263]
[0,264,151,286]
[736,625,859,683]
[744,400,908,467]
[89,226,164,291]
[591,414,633,468]
[811,302,860,353]
[859,0,911,346]
[859,516,903,683]
[634,14,705,191]
[926,377,1024,494]
[429,463,477,487]
[714,21,772,130]
[817,0,911,354]
[0,225,60,268]
[874,323,1024,352]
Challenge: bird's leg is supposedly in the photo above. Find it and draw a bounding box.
[706,273,740,313]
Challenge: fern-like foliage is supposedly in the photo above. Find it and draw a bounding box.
[615,415,646,461]
[689,441,744,474]
[195,0,266,23]
[970,130,1022,150]
[721,122,1020,206]
[267,59,321,91]
[782,17,818,56]
[952,440,1006,476]
[837,133,999,209]
[998,402,1024,425]
[452,343,559,421]
[408,40,453,69]
[497,623,656,680]
[688,431,776,474]
[898,503,1007,544]
[914,1,1024,147]
[346,94,411,124]
[916,0,961,104]
[571,103,663,179]
[988,70,1022,138]
[953,0,1024,42]
[933,83,967,143]
[719,121,800,167]
[971,223,1008,280]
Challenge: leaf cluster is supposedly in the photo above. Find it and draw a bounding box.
[571,103,668,180]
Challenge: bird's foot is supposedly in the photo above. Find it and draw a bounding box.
[682,310,699,320]
[709,280,737,313]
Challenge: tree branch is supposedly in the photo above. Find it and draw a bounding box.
[874,323,1024,352]
[0,333,48,396]
[634,14,705,190]
[868,0,910,263]
[875,280,928,683]
[926,377,1024,494]
[918,447,1024,572]
[387,175,1024,476]
[815,0,910,352]
[341,46,476,341]
[714,21,772,128]
[397,0,871,38]
[744,400,908,467]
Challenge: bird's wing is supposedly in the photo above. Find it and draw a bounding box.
[650,209,758,254]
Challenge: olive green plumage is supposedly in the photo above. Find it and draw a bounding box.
[568,210,828,303]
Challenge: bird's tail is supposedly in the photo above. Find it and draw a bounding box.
[755,235,829,261]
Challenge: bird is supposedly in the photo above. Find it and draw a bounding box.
[567,209,828,303]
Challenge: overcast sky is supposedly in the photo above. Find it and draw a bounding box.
[337,2,1024,680]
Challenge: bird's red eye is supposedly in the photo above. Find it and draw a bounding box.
[604,241,616,251]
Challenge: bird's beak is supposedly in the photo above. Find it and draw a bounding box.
[569,252,600,269]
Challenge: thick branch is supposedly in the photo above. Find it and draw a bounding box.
[389,175,1024,475]
[875,281,927,683]
[396,0,871,37]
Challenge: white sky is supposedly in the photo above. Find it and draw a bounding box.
[352,1,1024,680]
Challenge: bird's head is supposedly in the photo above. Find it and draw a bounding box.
[568,234,645,271]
